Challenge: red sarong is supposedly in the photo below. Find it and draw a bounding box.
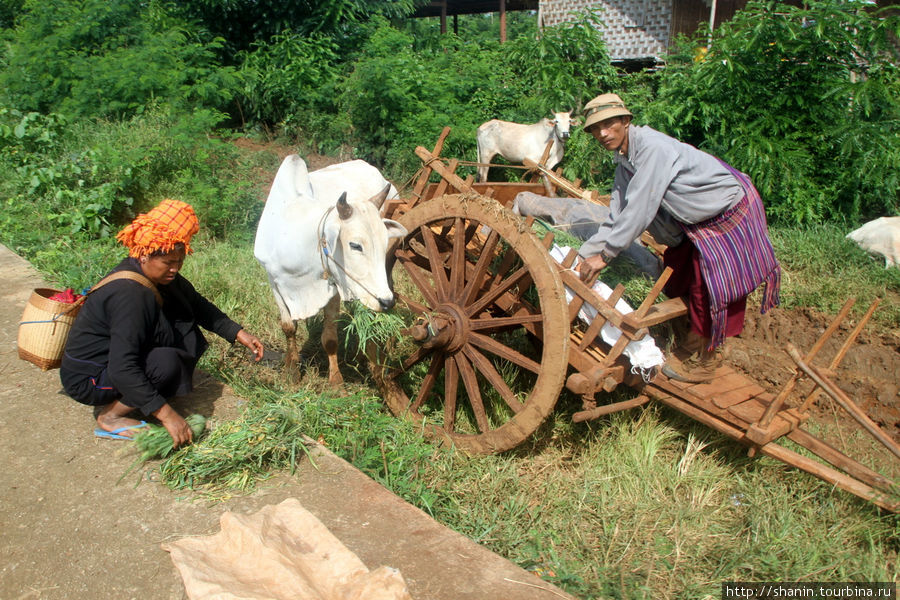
[663,241,747,340]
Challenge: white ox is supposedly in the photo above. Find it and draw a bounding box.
[476,111,579,182]
[846,216,900,268]
[254,156,407,384]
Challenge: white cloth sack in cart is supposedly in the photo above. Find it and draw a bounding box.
[549,245,665,378]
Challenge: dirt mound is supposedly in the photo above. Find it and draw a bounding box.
[728,305,900,439]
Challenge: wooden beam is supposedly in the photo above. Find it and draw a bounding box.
[500,0,507,43]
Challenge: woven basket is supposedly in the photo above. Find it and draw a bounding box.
[17,288,83,371]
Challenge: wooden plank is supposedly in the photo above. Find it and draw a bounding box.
[728,394,805,435]
[711,383,766,409]
[727,398,766,424]
[623,297,687,329]
[663,365,732,392]
[687,371,756,394]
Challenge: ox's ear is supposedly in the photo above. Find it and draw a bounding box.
[571,116,583,126]
[288,155,313,197]
[383,219,408,240]
[336,191,352,220]
[368,183,393,211]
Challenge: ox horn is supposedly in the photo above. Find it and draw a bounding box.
[336,192,352,220]
[368,183,392,211]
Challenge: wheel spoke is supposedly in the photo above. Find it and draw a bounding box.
[466,265,529,317]
[420,225,450,302]
[395,292,431,316]
[469,313,544,331]
[461,229,500,306]
[399,345,433,373]
[397,253,439,308]
[444,355,459,432]
[463,345,524,414]
[410,352,444,414]
[469,332,541,374]
[449,217,466,302]
[456,352,490,433]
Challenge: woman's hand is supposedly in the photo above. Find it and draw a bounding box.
[152,403,193,448]
[236,329,265,362]
[578,254,609,284]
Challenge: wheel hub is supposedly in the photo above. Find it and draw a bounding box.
[404,303,470,354]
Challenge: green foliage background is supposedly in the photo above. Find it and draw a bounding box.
[2,0,897,250]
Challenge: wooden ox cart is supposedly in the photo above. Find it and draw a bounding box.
[367,127,900,513]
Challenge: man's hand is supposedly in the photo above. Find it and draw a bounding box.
[236,329,265,362]
[578,254,609,284]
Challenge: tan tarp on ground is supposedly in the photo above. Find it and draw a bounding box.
[163,498,413,600]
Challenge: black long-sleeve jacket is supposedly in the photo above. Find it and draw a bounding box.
[60,257,241,414]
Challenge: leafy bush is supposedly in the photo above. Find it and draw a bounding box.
[0,0,237,119]
[0,103,267,287]
[171,0,417,56]
[235,32,341,131]
[506,8,619,116]
[644,0,900,223]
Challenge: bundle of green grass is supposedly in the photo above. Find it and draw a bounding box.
[132,414,207,460]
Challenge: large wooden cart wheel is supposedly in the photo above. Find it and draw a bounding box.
[370,194,570,454]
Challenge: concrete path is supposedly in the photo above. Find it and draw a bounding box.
[0,244,576,600]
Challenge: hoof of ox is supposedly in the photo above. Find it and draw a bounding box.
[328,371,345,387]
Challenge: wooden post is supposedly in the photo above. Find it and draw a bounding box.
[798,298,880,414]
[786,343,900,461]
[500,0,507,43]
[757,297,855,429]
[440,1,447,34]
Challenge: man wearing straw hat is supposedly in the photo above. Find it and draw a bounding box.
[60,199,265,447]
[577,93,781,382]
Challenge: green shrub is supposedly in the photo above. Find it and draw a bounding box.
[645,0,900,223]
[0,103,268,283]
[235,32,341,130]
[0,0,237,119]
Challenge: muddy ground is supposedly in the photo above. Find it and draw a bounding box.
[729,304,900,441]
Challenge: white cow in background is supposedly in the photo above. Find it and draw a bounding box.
[254,156,407,384]
[846,216,900,268]
[476,111,579,182]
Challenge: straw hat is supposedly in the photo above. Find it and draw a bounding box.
[582,93,633,131]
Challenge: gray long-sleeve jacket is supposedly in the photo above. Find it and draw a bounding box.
[579,125,744,260]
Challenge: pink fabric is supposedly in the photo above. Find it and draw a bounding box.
[49,288,82,304]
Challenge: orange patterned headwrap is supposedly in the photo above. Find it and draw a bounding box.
[116,199,200,258]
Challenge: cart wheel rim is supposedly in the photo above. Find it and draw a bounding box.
[369,193,570,454]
